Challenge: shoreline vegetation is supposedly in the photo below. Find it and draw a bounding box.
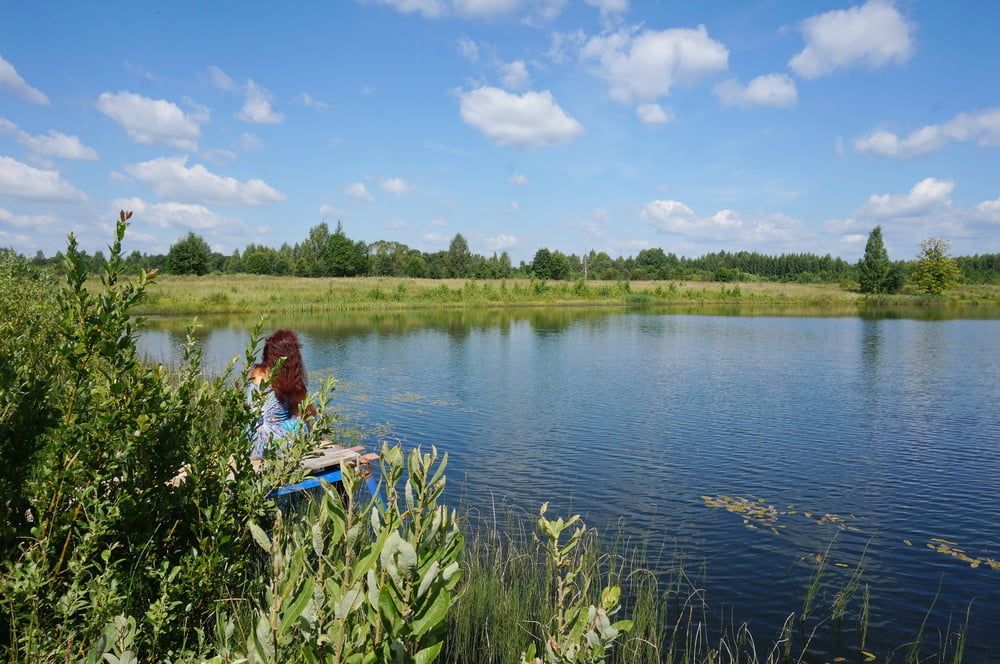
[1,218,984,662]
[126,274,1000,316]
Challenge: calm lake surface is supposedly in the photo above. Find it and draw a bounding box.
[139,306,1000,660]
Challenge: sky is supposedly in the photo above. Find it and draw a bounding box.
[1,0,999,263]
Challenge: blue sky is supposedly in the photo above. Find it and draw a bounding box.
[1,0,998,262]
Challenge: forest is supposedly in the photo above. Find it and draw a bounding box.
[17,221,1000,285]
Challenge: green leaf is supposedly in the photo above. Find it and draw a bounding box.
[247,520,271,554]
[411,587,451,636]
[280,576,314,631]
[414,641,443,664]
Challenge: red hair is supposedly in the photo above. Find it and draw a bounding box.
[258,329,309,416]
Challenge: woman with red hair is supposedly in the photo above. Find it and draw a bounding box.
[246,329,313,465]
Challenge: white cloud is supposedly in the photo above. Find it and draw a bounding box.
[860,177,954,218]
[200,148,237,164]
[319,204,348,217]
[526,0,567,25]
[453,0,520,18]
[457,37,480,61]
[294,92,331,110]
[109,170,129,182]
[853,108,1000,158]
[113,197,243,233]
[204,65,239,93]
[0,207,57,229]
[0,55,49,105]
[459,86,583,148]
[509,201,521,213]
[583,0,628,18]
[635,103,674,125]
[237,80,284,124]
[97,91,204,151]
[345,181,375,203]
[843,233,867,245]
[237,132,263,152]
[499,60,530,90]
[0,155,86,202]
[568,208,610,238]
[428,218,448,227]
[580,25,728,104]
[714,73,797,108]
[422,232,449,244]
[509,173,528,185]
[789,0,915,79]
[367,0,447,18]
[368,0,560,20]
[0,118,99,160]
[548,29,587,64]
[975,198,1000,221]
[641,199,743,238]
[125,156,285,206]
[380,177,414,195]
[484,233,519,250]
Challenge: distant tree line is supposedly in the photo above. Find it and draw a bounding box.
[16,221,1000,286]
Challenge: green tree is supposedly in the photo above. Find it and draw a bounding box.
[166,232,211,275]
[446,233,471,278]
[325,223,368,276]
[913,237,960,294]
[857,226,892,293]
[531,248,556,280]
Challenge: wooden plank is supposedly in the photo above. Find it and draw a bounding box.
[302,445,366,471]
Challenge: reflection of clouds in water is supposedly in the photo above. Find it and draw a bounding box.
[135,308,1000,655]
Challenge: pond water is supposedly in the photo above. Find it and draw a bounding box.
[138,306,1000,660]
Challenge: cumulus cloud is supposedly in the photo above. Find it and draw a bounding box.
[499,60,530,90]
[642,200,743,237]
[422,232,449,244]
[0,155,86,202]
[112,197,243,233]
[237,80,284,124]
[509,173,528,185]
[380,177,414,195]
[203,65,239,93]
[583,0,628,18]
[366,0,525,19]
[237,132,263,152]
[125,156,285,206]
[635,103,674,125]
[317,204,344,218]
[580,25,728,103]
[97,91,205,151]
[860,177,954,218]
[457,37,481,61]
[0,207,57,229]
[484,233,519,250]
[789,0,915,79]
[824,178,1000,256]
[0,118,99,160]
[853,108,1000,158]
[453,0,520,18]
[714,73,797,108]
[294,92,331,110]
[0,54,49,105]
[345,181,375,203]
[459,86,583,148]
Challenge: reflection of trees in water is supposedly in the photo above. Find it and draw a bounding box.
[141,303,1000,346]
[143,307,624,341]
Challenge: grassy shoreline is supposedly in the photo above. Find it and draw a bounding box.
[126,274,1000,316]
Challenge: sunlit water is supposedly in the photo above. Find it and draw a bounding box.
[138,306,1000,660]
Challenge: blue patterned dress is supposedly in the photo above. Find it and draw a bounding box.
[246,382,303,461]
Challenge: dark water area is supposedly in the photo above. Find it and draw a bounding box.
[138,306,1000,661]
